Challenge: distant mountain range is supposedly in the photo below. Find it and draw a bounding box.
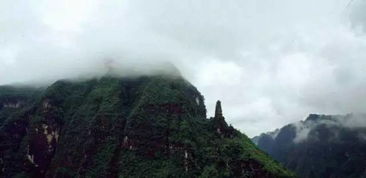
[253,114,366,178]
[0,73,293,178]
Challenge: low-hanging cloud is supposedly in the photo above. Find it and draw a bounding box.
[292,113,366,143]
[1,0,366,136]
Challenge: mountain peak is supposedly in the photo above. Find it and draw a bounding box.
[305,114,336,123]
[305,114,320,122]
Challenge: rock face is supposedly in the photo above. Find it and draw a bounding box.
[253,114,366,178]
[210,100,235,138]
[0,75,293,178]
[215,100,223,118]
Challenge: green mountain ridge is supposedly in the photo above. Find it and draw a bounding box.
[253,114,366,178]
[0,74,293,178]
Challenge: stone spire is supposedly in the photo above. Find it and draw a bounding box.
[213,100,232,137]
[215,100,223,118]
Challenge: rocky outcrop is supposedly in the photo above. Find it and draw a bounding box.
[215,100,223,118]
[210,100,235,138]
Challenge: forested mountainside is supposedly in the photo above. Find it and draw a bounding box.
[0,74,293,178]
[253,114,366,178]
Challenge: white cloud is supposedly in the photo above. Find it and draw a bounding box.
[1,0,366,136]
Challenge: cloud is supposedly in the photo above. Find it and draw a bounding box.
[1,0,366,136]
[292,113,366,143]
[349,0,366,32]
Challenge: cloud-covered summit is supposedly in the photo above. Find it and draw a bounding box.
[1,0,366,136]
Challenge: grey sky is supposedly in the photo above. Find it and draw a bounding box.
[1,0,366,137]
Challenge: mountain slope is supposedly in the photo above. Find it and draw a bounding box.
[253,114,366,178]
[0,75,293,178]
[0,86,42,125]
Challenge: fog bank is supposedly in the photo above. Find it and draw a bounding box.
[1,0,366,136]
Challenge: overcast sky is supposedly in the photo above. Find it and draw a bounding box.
[1,0,366,137]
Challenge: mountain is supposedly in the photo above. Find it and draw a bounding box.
[0,86,43,126]
[0,74,293,178]
[253,114,366,178]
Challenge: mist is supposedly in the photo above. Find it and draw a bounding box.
[1,0,366,136]
[292,113,366,143]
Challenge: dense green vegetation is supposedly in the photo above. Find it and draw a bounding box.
[0,74,293,178]
[0,86,42,125]
[253,114,366,178]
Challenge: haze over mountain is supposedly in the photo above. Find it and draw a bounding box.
[253,114,366,178]
[2,0,366,137]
